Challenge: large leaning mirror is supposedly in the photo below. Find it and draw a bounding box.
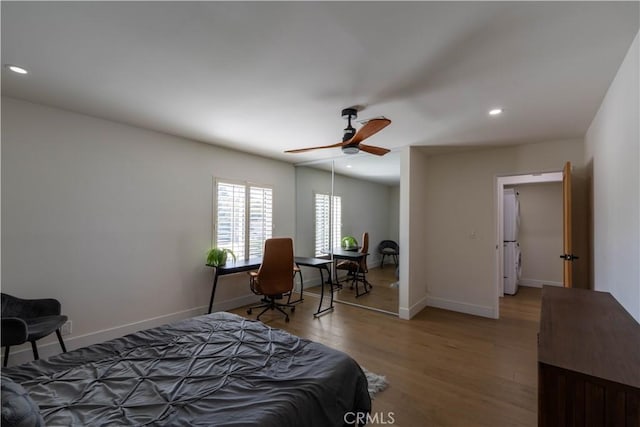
[294,152,400,315]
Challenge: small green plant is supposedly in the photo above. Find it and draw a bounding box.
[341,236,358,249]
[206,247,236,266]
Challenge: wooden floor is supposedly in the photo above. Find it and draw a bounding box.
[230,286,542,427]
[306,266,399,313]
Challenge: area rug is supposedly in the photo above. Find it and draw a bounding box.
[362,367,389,398]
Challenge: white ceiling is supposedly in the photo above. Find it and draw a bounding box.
[2,2,638,184]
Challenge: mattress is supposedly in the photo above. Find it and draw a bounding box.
[3,312,371,426]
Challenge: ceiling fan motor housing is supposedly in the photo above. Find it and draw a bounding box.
[341,108,358,119]
[343,127,356,142]
[342,107,358,142]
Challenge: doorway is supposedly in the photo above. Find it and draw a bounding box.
[495,171,562,318]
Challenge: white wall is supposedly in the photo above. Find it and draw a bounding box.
[388,185,400,247]
[399,146,429,319]
[1,97,296,363]
[421,139,584,318]
[585,32,639,322]
[335,173,392,264]
[513,183,563,287]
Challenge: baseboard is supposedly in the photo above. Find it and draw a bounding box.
[426,295,497,319]
[520,278,563,288]
[4,294,260,367]
[399,294,429,320]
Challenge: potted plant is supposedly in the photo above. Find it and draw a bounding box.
[341,236,358,250]
[206,247,236,267]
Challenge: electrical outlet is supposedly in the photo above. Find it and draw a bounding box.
[60,320,72,336]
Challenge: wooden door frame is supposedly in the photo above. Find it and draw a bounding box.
[562,161,573,287]
[494,171,562,318]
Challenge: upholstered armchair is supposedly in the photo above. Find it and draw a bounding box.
[377,240,399,268]
[1,293,68,367]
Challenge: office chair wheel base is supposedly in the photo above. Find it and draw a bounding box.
[285,316,290,323]
[290,306,295,313]
[247,308,252,315]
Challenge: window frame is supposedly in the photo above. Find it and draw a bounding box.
[213,178,274,261]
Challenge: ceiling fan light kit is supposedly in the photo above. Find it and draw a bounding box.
[342,145,360,155]
[285,107,391,156]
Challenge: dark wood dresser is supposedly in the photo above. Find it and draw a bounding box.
[538,286,640,426]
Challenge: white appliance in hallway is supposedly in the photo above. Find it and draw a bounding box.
[503,188,521,295]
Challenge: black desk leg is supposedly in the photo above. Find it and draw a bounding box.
[354,265,371,298]
[208,269,220,314]
[316,268,325,315]
[326,265,335,309]
[314,266,335,317]
[287,269,304,305]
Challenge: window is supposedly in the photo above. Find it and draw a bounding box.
[215,180,273,260]
[314,193,341,257]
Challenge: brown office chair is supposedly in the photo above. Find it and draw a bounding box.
[336,232,371,293]
[247,238,296,322]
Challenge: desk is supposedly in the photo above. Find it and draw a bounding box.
[207,258,262,314]
[330,249,371,297]
[206,257,334,316]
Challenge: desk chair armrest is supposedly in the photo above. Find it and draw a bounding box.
[1,317,28,347]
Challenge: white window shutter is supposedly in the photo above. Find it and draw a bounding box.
[216,182,246,257]
[315,194,329,256]
[215,180,273,261]
[314,193,341,256]
[248,186,273,259]
[332,196,342,250]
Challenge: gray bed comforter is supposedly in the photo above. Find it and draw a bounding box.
[3,312,371,426]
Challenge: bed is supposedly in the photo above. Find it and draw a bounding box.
[1,312,371,426]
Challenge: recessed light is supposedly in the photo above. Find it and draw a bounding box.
[489,108,503,116]
[346,164,353,168]
[6,64,28,75]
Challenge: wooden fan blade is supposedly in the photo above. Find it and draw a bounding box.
[349,118,391,144]
[284,142,344,154]
[359,144,390,156]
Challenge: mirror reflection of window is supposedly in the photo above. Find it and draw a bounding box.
[314,193,341,256]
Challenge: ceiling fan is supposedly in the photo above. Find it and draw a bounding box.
[285,108,391,156]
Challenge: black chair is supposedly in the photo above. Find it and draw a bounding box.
[378,240,399,268]
[1,293,68,367]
